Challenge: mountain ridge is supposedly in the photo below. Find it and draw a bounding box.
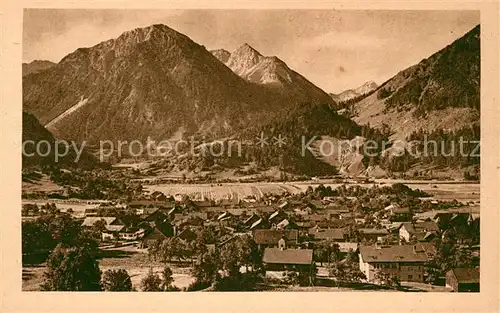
[330,81,378,103]
[22,60,56,77]
[351,25,480,140]
[23,24,337,146]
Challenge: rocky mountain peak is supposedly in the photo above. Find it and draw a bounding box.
[210,49,231,63]
[227,43,264,76]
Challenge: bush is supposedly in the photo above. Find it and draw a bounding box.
[377,87,393,99]
[102,269,133,291]
[140,268,162,292]
[41,244,102,291]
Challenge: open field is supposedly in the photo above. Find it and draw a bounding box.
[99,245,195,290]
[144,180,480,203]
[22,175,63,193]
[22,200,100,218]
[144,183,295,201]
[22,245,195,291]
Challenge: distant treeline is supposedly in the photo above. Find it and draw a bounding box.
[378,125,480,173]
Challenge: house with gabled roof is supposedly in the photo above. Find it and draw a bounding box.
[276,219,296,230]
[243,213,261,228]
[388,206,412,222]
[278,201,289,210]
[262,247,314,274]
[359,244,429,283]
[253,229,298,249]
[308,227,346,242]
[82,216,122,227]
[358,228,389,242]
[446,267,480,292]
[399,221,439,242]
[140,221,174,248]
[193,200,215,209]
[176,228,197,243]
[269,210,288,225]
[249,218,269,231]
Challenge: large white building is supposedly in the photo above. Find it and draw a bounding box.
[359,244,431,283]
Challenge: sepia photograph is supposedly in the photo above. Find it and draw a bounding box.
[17,8,485,294]
[2,0,500,310]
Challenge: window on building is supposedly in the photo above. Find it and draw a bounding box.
[408,275,413,280]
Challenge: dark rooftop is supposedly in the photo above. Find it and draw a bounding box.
[450,267,480,284]
[253,229,298,245]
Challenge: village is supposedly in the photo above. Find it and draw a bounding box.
[22,182,480,292]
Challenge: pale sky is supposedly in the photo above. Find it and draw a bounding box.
[23,9,479,93]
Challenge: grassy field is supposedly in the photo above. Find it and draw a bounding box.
[145,181,480,204]
[22,245,195,291]
[144,182,293,201]
[22,174,63,193]
[22,200,99,218]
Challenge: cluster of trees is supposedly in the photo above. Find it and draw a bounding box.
[301,184,468,225]
[22,210,182,292]
[406,125,480,170]
[22,203,61,216]
[145,227,262,291]
[23,166,144,201]
[22,213,92,258]
[52,169,142,200]
[41,242,102,291]
[304,183,429,206]
[425,235,478,285]
[41,242,178,291]
[313,242,366,286]
[328,252,366,286]
[190,101,391,177]
[189,235,262,291]
[139,267,180,291]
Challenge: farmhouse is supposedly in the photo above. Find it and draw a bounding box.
[388,206,412,222]
[269,210,288,225]
[358,244,429,283]
[433,212,475,228]
[140,222,174,248]
[276,219,294,230]
[399,221,439,242]
[118,227,146,241]
[358,228,389,242]
[243,214,261,228]
[308,227,346,242]
[446,268,480,292]
[253,229,298,249]
[337,242,358,254]
[128,200,174,209]
[82,216,124,228]
[84,208,100,217]
[262,248,314,273]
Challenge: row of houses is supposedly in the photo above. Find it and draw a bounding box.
[79,194,479,290]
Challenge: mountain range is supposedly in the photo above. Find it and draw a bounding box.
[23,23,480,177]
[329,81,378,103]
[22,60,55,76]
[351,25,480,140]
[211,44,335,106]
[23,24,336,145]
